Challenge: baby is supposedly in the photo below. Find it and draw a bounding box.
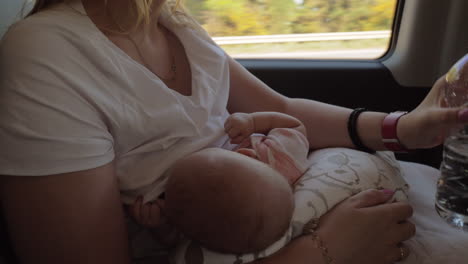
[130,112,311,254]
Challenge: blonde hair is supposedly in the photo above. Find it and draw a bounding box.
[28,0,198,33]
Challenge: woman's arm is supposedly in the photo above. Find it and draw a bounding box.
[252,235,326,264]
[0,162,132,264]
[283,98,387,150]
[226,55,467,150]
[226,55,384,150]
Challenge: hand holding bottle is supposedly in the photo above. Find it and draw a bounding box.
[396,54,468,150]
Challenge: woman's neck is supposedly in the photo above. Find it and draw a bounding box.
[81,0,161,34]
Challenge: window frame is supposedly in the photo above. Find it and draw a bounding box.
[209,0,404,63]
[236,0,404,72]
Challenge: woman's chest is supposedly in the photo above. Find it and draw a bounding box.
[83,27,231,155]
[107,27,193,97]
[89,56,229,156]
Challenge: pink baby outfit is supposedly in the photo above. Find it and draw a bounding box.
[235,128,310,185]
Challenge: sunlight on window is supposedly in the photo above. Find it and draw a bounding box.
[184,0,398,59]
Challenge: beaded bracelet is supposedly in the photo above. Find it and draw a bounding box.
[302,219,335,264]
[347,108,375,154]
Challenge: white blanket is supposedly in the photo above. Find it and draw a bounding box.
[399,161,468,264]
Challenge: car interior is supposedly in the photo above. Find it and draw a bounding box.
[1,0,468,263]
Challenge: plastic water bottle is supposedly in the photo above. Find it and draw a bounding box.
[435,54,468,230]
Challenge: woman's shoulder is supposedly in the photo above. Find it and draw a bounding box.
[0,5,105,114]
[1,4,92,59]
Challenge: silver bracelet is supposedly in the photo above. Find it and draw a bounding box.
[302,218,335,264]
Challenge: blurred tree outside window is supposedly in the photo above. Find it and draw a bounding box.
[184,0,398,59]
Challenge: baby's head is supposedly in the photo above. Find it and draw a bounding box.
[165,148,294,254]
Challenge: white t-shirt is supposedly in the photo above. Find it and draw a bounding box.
[0,0,232,203]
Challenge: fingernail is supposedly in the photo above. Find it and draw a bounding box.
[381,189,395,196]
[458,109,468,122]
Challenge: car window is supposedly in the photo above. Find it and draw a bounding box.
[0,0,34,38]
[185,0,399,60]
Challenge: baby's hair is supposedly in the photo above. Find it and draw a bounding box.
[164,148,294,253]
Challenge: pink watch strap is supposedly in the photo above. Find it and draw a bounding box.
[382,111,409,152]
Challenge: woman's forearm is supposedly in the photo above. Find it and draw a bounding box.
[284,98,388,150]
[226,57,389,151]
[250,112,306,136]
[249,235,326,264]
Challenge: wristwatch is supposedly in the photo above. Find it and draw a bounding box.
[382,111,409,152]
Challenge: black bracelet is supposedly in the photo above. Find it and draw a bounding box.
[347,108,375,154]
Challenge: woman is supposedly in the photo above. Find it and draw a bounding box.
[0,0,464,263]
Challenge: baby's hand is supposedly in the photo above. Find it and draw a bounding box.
[129,196,166,228]
[224,113,255,144]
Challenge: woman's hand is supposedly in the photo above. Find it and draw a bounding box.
[316,189,414,264]
[398,72,468,150]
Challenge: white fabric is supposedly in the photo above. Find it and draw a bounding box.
[0,0,232,203]
[399,161,468,264]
